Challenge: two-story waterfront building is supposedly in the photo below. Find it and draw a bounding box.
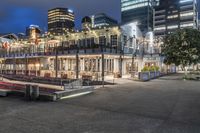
[0,21,145,80]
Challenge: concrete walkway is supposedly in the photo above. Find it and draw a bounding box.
[0,73,200,133]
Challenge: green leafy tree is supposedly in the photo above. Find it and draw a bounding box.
[162,28,200,76]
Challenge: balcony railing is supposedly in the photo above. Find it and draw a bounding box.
[0,43,124,58]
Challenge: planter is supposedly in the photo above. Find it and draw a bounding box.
[139,72,150,81]
[155,71,161,77]
[139,71,161,81]
[150,72,156,79]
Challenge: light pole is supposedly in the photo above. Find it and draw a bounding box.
[102,28,109,87]
[55,34,60,78]
[76,44,79,79]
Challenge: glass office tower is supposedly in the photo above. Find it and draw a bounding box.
[48,8,75,35]
[154,0,198,37]
[91,13,118,28]
[121,0,159,34]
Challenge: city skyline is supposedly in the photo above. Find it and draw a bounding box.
[0,0,120,33]
[0,0,199,34]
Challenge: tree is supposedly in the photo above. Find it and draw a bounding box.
[162,28,200,77]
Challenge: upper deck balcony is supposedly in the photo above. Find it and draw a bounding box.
[0,42,127,59]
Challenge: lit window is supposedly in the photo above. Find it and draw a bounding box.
[154,26,166,31]
[180,12,193,17]
[180,0,193,3]
[167,25,178,29]
[180,23,193,27]
[167,15,178,19]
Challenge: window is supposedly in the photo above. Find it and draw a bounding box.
[123,35,127,46]
[167,15,178,19]
[111,35,118,47]
[167,25,178,29]
[99,36,106,46]
[180,11,193,17]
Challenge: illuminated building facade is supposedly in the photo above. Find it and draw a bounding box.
[154,0,198,37]
[81,16,93,30]
[48,8,75,35]
[121,0,159,33]
[0,24,145,79]
[26,25,41,40]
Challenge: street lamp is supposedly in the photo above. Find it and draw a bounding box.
[76,43,79,79]
[101,27,110,87]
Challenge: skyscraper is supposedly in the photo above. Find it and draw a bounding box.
[154,0,198,37]
[121,0,159,34]
[91,13,118,28]
[48,8,75,35]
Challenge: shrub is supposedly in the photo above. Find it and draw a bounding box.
[149,66,155,71]
[155,66,159,71]
[141,66,160,72]
[141,66,149,72]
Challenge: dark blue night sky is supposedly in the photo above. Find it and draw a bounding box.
[0,0,120,34]
[0,0,199,34]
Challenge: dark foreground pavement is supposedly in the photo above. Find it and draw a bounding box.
[0,74,200,133]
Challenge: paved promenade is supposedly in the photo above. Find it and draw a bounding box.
[0,74,200,133]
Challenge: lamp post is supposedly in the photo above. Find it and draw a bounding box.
[76,44,79,79]
[101,28,109,87]
[119,42,123,77]
[55,33,59,78]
